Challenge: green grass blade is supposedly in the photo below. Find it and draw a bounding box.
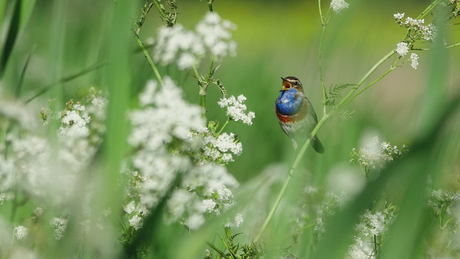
[0,0,21,78]
[15,45,35,99]
[0,1,7,32]
[24,62,104,103]
[0,0,36,78]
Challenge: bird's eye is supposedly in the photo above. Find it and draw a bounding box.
[293,81,298,86]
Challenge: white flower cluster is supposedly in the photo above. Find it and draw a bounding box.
[196,12,237,58]
[218,95,256,125]
[166,163,239,230]
[126,78,240,230]
[396,42,419,69]
[58,102,94,173]
[410,53,419,69]
[50,217,68,240]
[0,89,107,243]
[356,210,385,237]
[153,12,237,70]
[350,136,408,176]
[225,213,244,228]
[330,0,349,14]
[348,209,395,259]
[394,13,435,41]
[201,131,243,163]
[2,135,50,198]
[14,226,29,241]
[393,12,435,70]
[396,42,409,57]
[347,237,375,259]
[428,189,460,217]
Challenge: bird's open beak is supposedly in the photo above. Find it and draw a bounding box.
[280,77,290,90]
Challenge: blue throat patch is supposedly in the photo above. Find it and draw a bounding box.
[276,88,303,115]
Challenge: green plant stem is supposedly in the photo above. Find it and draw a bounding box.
[318,0,329,114]
[134,33,163,85]
[336,49,396,111]
[207,56,214,79]
[192,65,207,119]
[195,57,215,120]
[208,0,214,12]
[413,42,460,51]
[417,0,442,20]
[152,0,166,18]
[318,0,325,26]
[25,62,104,104]
[318,25,327,114]
[217,118,230,135]
[341,64,396,108]
[255,114,329,242]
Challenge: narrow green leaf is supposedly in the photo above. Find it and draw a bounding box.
[15,45,35,99]
[0,1,7,31]
[0,0,36,78]
[0,0,21,78]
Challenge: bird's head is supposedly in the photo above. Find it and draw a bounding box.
[280,76,304,93]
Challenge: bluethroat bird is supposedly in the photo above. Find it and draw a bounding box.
[275,76,325,153]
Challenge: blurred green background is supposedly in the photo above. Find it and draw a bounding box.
[2,0,459,185]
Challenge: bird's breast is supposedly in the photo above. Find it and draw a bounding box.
[275,98,309,123]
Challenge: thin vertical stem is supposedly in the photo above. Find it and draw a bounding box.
[152,0,167,18]
[217,118,230,135]
[417,0,442,20]
[134,33,163,85]
[192,65,207,119]
[318,26,328,114]
[255,114,329,242]
[208,0,214,12]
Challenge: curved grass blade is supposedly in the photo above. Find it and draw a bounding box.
[24,62,105,104]
[0,0,21,78]
[15,45,35,99]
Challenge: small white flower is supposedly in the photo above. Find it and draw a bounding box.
[393,13,405,20]
[225,213,244,228]
[186,213,205,230]
[347,237,374,259]
[330,0,349,14]
[202,199,217,213]
[124,201,136,214]
[421,24,435,41]
[221,153,234,163]
[129,215,143,230]
[213,133,242,155]
[396,42,409,57]
[405,17,424,27]
[168,189,193,220]
[218,95,255,125]
[50,217,68,240]
[14,226,28,241]
[139,80,157,107]
[196,12,237,58]
[34,207,44,217]
[204,12,221,24]
[73,104,85,111]
[153,24,205,70]
[410,53,419,69]
[355,210,385,237]
[177,52,198,70]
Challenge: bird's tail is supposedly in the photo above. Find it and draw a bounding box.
[311,135,325,154]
